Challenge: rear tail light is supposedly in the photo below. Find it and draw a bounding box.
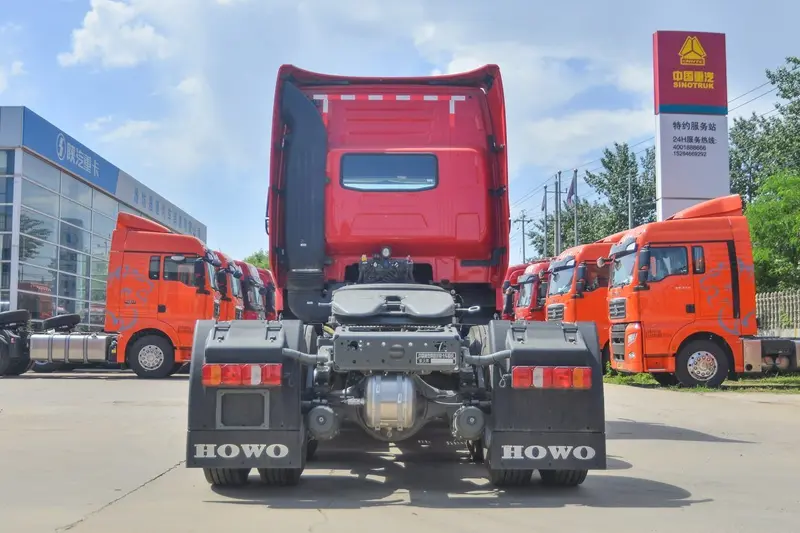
[510,366,592,390]
[201,363,282,387]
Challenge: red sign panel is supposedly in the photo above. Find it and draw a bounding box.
[653,31,728,115]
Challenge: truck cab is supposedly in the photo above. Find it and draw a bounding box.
[234,260,266,320]
[213,250,244,321]
[603,194,793,388]
[513,259,552,322]
[256,267,279,320]
[544,237,622,367]
[501,263,530,319]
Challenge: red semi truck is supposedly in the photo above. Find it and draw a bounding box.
[514,259,552,322]
[184,64,607,490]
[234,260,267,321]
[0,213,222,378]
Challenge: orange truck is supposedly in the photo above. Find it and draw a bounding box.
[234,260,267,320]
[604,194,800,388]
[214,251,244,321]
[513,259,552,321]
[544,234,626,369]
[256,267,280,320]
[501,262,530,319]
[0,213,223,378]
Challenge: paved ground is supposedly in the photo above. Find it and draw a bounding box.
[1,372,799,533]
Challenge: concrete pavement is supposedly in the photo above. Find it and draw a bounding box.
[1,373,798,533]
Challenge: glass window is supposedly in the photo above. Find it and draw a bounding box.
[20,208,57,243]
[18,291,56,320]
[610,252,636,288]
[0,177,13,203]
[0,234,9,261]
[148,256,161,280]
[692,246,706,274]
[60,198,92,231]
[648,247,689,282]
[340,153,438,191]
[58,248,91,278]
[21,178,59,217]
[90,235,110,259]
[90,280,107,303]
[163,255,196,286]
[93,189,118,219]
[0,262,9,289]
[548,266,575,296]
[89,311,105,326]
[91,211,115,240]
[90,259,108,281]
[19,263,57,295]
[59,221,91,254]
[0,290,9,310]
[22,152,60,191]
[582,263,609,292]
[19,236,58,270]
[0,205,12,232]
[0,150,13,174]
[60,173,93,207]
[57,298,91,323]
[58,272,90,301]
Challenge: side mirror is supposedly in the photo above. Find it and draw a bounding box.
[193,260,205,288]
[216,270,227,287]
[264,285,275,313]
[596,257,607,268]
[574,264,587,295]
[258,286,267,296]
[233,270,243,280]
[637,269,648,284]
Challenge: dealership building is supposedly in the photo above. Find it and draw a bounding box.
[0,106,207,329]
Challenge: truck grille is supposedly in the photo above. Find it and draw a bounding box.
[610,323,627,362]
[609,298,626,320]
[547,304,564,321]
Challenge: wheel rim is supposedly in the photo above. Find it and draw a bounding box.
[138,345,165,371]
[687,350,718,381]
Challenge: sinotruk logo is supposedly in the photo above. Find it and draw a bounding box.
[678,36,707,66]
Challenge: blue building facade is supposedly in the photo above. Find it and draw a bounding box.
[0,106,207,328]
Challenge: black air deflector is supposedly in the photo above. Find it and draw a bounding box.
[279,80,328,321]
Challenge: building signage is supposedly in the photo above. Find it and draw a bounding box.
[652,31,730,220]
[21,108,120,193]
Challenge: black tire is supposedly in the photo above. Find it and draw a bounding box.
[539,469,588,487]
[306,438,319,461]
[3,356,32,376]
[167,363,183,376]
[484,440,533,487]
[467,325,490,355]
[203,468,250,487]
[127,335,176,379]
[303,324,318,353]
[258,467,303,486]
[651,372,679,386]
[30,361,66,373]
[674,339,729,388]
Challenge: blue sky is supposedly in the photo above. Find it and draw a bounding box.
[0,0,794,264]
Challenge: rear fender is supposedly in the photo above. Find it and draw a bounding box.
[486,320,607,470]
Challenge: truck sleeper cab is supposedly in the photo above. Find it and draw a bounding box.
[256,267,280,320]
[186,64,607,492]
[545,238,622,369]
[501,263,530,319]
[214,251,244,321]
[9,213,222,379]
[605,194,800,388]
[234,260,267,320]
[514,259,552,322]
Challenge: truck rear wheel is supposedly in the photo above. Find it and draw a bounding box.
[128,335,175,379]
[258,467,303,486]
[3,356,32,376]
[203,468,250,487]
[674,339,729,388]
[539,469,588,487]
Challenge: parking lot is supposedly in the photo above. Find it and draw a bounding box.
[1,373,799,533]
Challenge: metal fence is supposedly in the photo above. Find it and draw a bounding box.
[756,290,800,336]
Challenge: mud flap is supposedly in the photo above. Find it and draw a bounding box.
[485,319,607,471]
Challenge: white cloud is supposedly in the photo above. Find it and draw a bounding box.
[10,60,25,76]
[99,119,160,142]
[0,59,26,95]
[84,115,114,131]
[56,0,800,259]
[57,0,171,68]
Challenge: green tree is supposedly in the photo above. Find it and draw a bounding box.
[583,142,656,231]
[526,199,614,258]
[729,56,800,204]
[746,170,800,291]
[243,248,270,269]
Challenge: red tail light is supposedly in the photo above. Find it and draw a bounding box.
[201,363,282,387]
[510,366,592,390]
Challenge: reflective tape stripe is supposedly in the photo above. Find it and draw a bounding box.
[309,93,467,128]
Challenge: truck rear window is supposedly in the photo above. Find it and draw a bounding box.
[340,153,437,191]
